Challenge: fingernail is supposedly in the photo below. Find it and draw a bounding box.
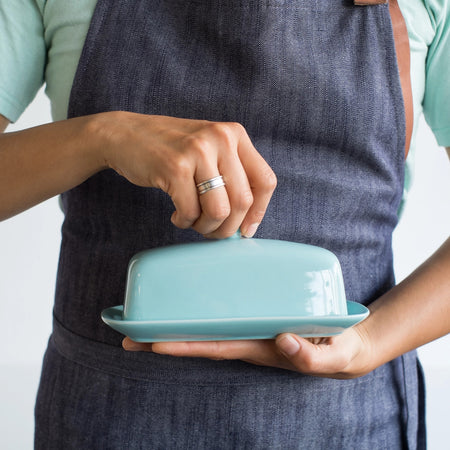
[278,335,300,356]
[241,223,259,238]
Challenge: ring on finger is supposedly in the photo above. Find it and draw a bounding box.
[196,175,226,195]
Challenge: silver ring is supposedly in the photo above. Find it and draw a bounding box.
[196,175,225,195]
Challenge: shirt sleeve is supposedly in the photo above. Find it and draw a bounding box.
[0,0,46,123]
[422,0,450,147]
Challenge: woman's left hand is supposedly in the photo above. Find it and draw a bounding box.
[122,323,374,379]
[123,237,450,379]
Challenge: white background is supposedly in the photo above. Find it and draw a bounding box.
[0,89,449,449]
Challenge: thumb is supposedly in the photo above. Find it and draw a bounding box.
[275,333,347,375]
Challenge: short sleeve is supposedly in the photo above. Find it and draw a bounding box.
[0,0,46,123]
[422,0,450,147]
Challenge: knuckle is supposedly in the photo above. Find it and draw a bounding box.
[227,121,246,136]
[180,206,200,224]
[154,176,169,192]
[210,342,227,360]
[183,135,211,160]
[263,168,278,191]
[168,154,192,179]
[205,202,231,222]
[235,189,254,211]
[208,122,231,139]
[208,122,242,147]
[251,209,267,223]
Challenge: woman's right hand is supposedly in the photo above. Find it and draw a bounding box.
[0,112,276,237]
[93,112,277,238]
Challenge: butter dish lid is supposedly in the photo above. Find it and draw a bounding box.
[122,233,348,321]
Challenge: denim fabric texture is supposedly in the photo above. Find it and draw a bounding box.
[35,0,423,448]
[36,319,409,449]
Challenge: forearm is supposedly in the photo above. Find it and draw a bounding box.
[0,115,106,221]
[364,147,450,365]
[359,237,450,370]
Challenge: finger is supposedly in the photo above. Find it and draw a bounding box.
[152,339,275,362]
[203,153,253,239]
[170,180,202,229]
[122,337,153,352]
[159,156,201,229]
[172,132,229,235]
[189,122,252,239]
[192,171,231,236]
[275,333,351,376]
[236,131,277,238]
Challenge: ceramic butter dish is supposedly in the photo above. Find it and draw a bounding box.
[101,234,369,341]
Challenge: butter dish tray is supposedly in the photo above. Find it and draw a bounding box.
[102,301,369,341]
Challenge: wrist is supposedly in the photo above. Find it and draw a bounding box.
[80,111,126,173]
[347,317,378,377]
[347,298,401,376]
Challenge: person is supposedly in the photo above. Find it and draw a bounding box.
[0,0,449,448]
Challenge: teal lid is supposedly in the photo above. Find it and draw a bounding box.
[123,234,348,321]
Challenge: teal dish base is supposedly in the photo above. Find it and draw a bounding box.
[101,301,369,342]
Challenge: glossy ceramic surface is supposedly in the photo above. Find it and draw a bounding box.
[122,234,348,321]
[102,234,370,340]
[101,301,369,341]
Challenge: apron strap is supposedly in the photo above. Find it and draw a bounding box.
[389,0,413,158]
[354,0,413,158]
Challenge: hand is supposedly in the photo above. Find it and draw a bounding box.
[122,323,374,379]
[95,112,277,238]
[123,237,450,378]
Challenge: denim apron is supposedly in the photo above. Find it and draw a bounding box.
[35,0,424,448]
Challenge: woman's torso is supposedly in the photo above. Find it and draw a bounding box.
[39,2,421,448]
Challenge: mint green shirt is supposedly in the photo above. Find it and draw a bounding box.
[1,0,449,195]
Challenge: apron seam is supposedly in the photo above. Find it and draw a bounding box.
[51,316,385,387]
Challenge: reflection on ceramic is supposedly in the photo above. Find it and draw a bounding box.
[101,233,369,341]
